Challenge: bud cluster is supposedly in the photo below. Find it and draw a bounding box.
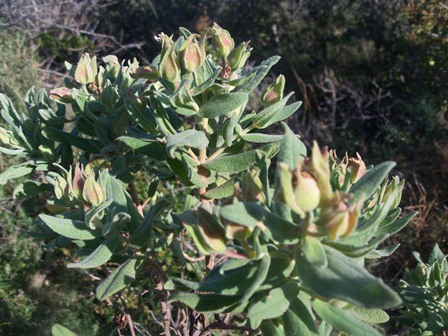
[277,142,365,240]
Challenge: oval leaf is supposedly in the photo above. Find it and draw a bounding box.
[295,245,402,308]
[51,324,77,336]
[312,299,382,336]
[67,236,120,269]
[96,257,144,301]
[39,214,99,240]
[198,92,248,118]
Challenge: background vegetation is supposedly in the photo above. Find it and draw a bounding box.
[0,0,446,334]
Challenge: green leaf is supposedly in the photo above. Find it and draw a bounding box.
[312,299,382,336]
[248,281,300,329]
[239,133,284,143]
[96,257,144,301]
[39,214,99,240]
[295,245,402,308]
[260,250,296,290]
[202,141,281,173]
[198,92,248,118]
[365,244,400,259]
[129,199,170,249]
[168,292,243,313]
[85,199,113,229]
[283,297,319,336]
[253,93,302,129]
[166,129,209,158]
[101,170,129,219]
[203,178,235,199]
[67,236,120,269]
[350,162,396,203]
[51,323,77,336]
[0,164,35,185]
[303,237,328,268]
[13,181,53,198]
[166,257,267,296]
[348,306,390,324]
[220,202,299,244]
[259,320,286,336]
[376,211,418,236]
[116,136,165,161]
[240,254,271,303]
[277,123,307,168]
[237,56,281,93]
[42,127,102,154]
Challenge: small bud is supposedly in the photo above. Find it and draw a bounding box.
[228,41,252,71]
[53,175,69,200]
[382,176,404,209]
[347,153,366,183]
[74,53,97,85]
[242,169,266,203]
[82,173,105,207]
[261,75,285,107]
[210,23,234,59]
[130,65,160,81]
[277,162,320,216]
[70,164,87,201]
[315,192,362,240]
[308,142,332,205]
[179,35,206,73]
[159,45,181,83]
[49,87,73,103]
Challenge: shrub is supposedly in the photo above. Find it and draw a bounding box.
[0,24,416,335]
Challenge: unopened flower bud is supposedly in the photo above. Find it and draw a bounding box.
[277,162,320,217]
[347,153,366,183]
[308,142,332,205]
[242,169,266,203]
[82,173,106,207]
[315,192,362,240]
[261,75,285,107]
[70,164,87,200]
[74,53,97,85]
[382,176,404,209]
[159,45,181,83]
[50,87,73,104]
[228,41,252,71]
[130,65,160,81]
[179,35,206,73]
[210,23,234,59]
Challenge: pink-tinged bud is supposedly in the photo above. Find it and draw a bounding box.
[179,35,206,73]
[308,142,332,205]
[210,23,235,59]
[262,75,285,107]
[156,33,174,60]
[71,164,87,201]
[347,153,366,183]
[82,173,105,207]
[315,192,362,240]
[50,87,73,103]
[130,65,160,81]
[228,41,252,71]
[159,44,181,83]
[74,53,97,85]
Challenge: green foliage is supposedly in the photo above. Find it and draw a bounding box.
[394,244,448,335]
[0,24,416,335]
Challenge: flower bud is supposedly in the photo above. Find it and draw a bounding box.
[315,192,362,240]
[261,75,285,107]
[179,35,206,73]
[50,87,73,104]
[82,173,106,206]
[277,162,320,217]
[228,41,252,71]
[347,153,366,183]
[74,53,97,85]
[210,23,234,59]
[242,169,266,203]
[70,164,87,201]
[130,65,160,81]
[159,45,181,83]
[382,176,404,209]
[308,142,332,205]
